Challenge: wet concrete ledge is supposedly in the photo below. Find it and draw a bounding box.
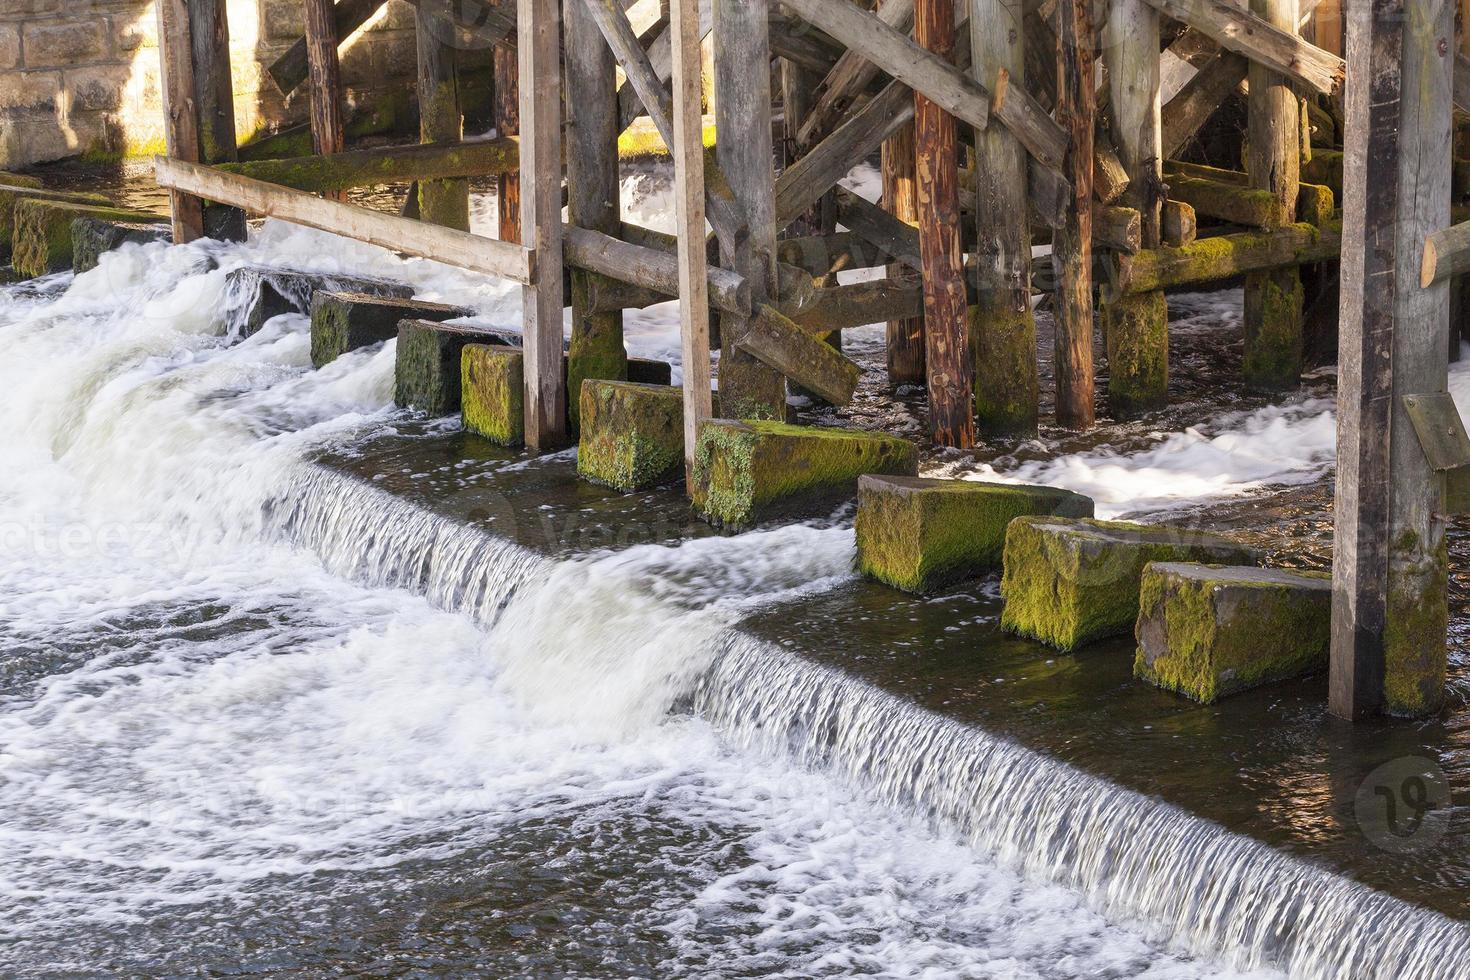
[318,426,1470,923]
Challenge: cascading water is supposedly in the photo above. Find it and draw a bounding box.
[2,219,1465,976]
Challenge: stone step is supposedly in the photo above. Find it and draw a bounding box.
[71,217,171,274]
[1134,563,1331,703]
[578,380,696,491]
[1000,517,1260,652]
[856,477,1095,594]
[396,320,520,415]
[691,419,918,528]
[310,291,472,368]
[0,183,107,265]
[11,198,164,278]
[224,265,413,338]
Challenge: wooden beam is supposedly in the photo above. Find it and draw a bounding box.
[1332,0,1453,718]
[836,188,922,274]
[494,0,520,245]
[563,225,750,316]
[304,0,346,178]
[738,305,862,406]
[1140,0,1345,95]
[796,277,925,335]
[518,0,567,448]
[1168,174,1281,225]
[268,0,392,95]
[217,137,519,193]
[190,0,246,240]
[670,0,712,490]
[1422,221,1470,287]
[1115,222,1339,294]
[1161,51,1250,158]
[152,156,533,281]
[1457,52,1470,113]
[415,2,469,229]
[796,0,915,152]
[884,122,924,384]
[155,0,204,243]
[1054,0,1096,428]
[1162,199,1198,246]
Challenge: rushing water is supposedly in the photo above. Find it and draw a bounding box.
[0,211,1466,977]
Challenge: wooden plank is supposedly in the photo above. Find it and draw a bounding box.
[1168,175,1280,226]
[1140,0,1344,95]
[1054,0,1096,428]
[1107,0,1165,246]
[1161,51,1249,158]
[416,3,469,230]
[494,0,521,245]
[738,305,862,406]
[563,225,750,316]
[836,189,922,273]
[152,156,534,281]
[565,0,627,427]
[304,0,346,186]
[518,0,568,448]
[1422,221,1470,287]
[155,0,204,243]
[796,0,915,151]
[1331,0,1453,718]
[1093,129,1130,205]
[669,0,711,488]
[713,0,787,420]
[268,0,393,95]
[1117,222,1338,293]
[884,122,925,384]
[914,0,974,447]
[796,277,926,334]
[1458,52,1470,113]
[217,137,519,193]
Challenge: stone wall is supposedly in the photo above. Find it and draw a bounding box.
[0,0,423,170]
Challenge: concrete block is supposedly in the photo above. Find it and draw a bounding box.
[1000,517,1260,651]
[856,477,1095,594]
[578,380,687,491]
[395,319,517,414]
[11,197,162,277]
[70,215,168,273]
[310,291,471,367]
[1134,563,1331,703]
[222,265,413,338]
[462,344,523,446]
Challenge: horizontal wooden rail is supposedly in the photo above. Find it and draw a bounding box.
[1140,0,1344,94]
[153,156,535,284]
[1422,221,1470,288]
[562,224,751,316]
[1113,222,1341,296]
[218,137,519,194]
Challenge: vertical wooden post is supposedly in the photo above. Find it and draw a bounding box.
[1101,0,1167,414]
[1331,0,1454,719]
[156,0,205,243]
[519,0,569,449]
[713,0,786,420]
[971,0,1038,436]
[883,122,925,385]
[304,0,346,202]
[416,2,470,230]
[493,0,521,244]
[915,0,974,448]
[565,0,627,432]
[1053,0,1096,429]
[671,0,713,493]
[1243,0,1304,389]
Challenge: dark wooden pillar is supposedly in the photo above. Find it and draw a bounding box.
[1053,0,1096,429]
[493,0,521,244]
[416,1,470,230]
[304,0,346,201]
[883,121,925,385]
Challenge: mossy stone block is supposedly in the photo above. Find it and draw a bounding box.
[71,217,170,274]
[396,319,518,414]
[462,344,524,446]
[578,380,687,491]
[11,198,162,278]
[1134,563,1331,703]
[691,419,918,528]
[0,184,108,264]
[224,266,414,338]
[311,291,472,367]
[856,477,1095,594]
[1000,517,1259,651]
[626,357,672,386]
[1104,290,1169,415]
[0,173,43,190]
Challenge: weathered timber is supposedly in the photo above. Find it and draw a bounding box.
[153,157,533,282]
[268,0,395,94]
[188,0,246,240]
[494,0,520,245]
[1162,200,1198,246]
[1332,0,1455,718]
[736,305,862,406]
[914,0,974,447]
[1139,0,1345,94]
[797,0,915,151]
[304,0,346,192]
[883,123,925,385]
[1093,130,1130,205]
[218,138,519,194]
[713,0,787,420]
[1297,182,1335,228]
[768,10,844,75]
[669,0,713,490]
[416,2,470,230]
[154,0,203,242]
[563,225,750,316]
[1096,206,1143,254]
[1116,222,1340,294]
[972,0,1039,435]
[1161,52,1250,158]
[1168,175,1282,226]
[792,278,927,335]
[1054,0,1097,429]
[566,0,627,432]
[1422,222,1470,287]
[775,233,888,278]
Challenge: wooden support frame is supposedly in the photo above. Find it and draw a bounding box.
[518,0,568,449]
[155,0,204,243]
[416,2,470,230]
[884,122,925,385]
[1161,51,1250,158]
[1054,0,1096,429]
[304,0,346,169]
[796,0,915,151]
[1140,0,1345,94]
[152,156,534,281]
[269,0,394,94]
[217,137,518,194]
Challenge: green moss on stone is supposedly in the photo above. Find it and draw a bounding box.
[578,380,686,491]
[999,517,1260,652]
[856,476,1094,594]
[71,217,169,274]
[1133,563,1331,703]
[972,304,1039,437]
[1383,532,1449,717]
[568,271,628,434]
[1243,268,1304,390]
[462,344,524,446]
[12,198,164,278]
[692,419,918,528]
[396,320,511,414]
[0,173,42,190]
[0,185,108,264]
[310,292,470,368]
[1103,290,1168,415]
